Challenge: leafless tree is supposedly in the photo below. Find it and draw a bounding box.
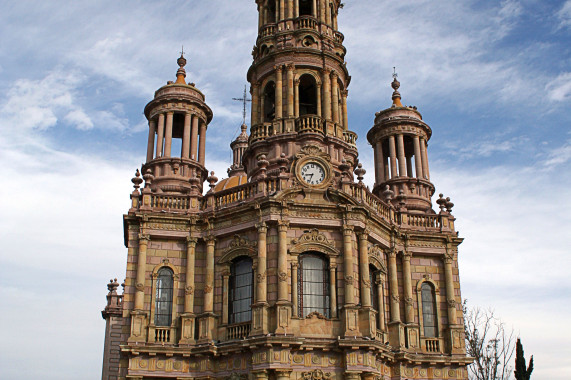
[464,301,516,380]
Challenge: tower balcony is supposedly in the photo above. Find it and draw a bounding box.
[295,114,324,134]
[295,15,318,31]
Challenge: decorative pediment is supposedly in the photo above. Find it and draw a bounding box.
[217,234,257,264]
[295,144,331,161]
[228,234,257,250]
[290,229,339,257]
[369,244,387,273]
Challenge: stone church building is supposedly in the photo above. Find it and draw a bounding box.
[101,1,471,379]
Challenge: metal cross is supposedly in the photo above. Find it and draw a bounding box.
[180,46,185,56]
[393,67,398,79]
[232,85,252,125]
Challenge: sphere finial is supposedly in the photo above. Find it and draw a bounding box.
[391,67,403,107]
[175,48,188,84]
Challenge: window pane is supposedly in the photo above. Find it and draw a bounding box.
[300,254,330,318]
[155,268,174,327]
[229,257,253,324]
[421,283,437,337]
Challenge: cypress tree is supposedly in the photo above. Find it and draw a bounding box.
[514,338,533,380]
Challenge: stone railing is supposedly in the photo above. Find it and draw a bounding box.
[214,182,258,209]
[295,16,318,31]
[151,194,190,211]
[334,31,344,43]
[227,322,251,340]
[250,122,274,143]
[149,326,176,344]
[296,115,324,134]
[407,213,439,229]
[343,130,357,147]
[260,23,276,38]
[422,337,441,353]
[350,184,393,222]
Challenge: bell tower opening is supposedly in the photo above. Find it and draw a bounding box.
[263,81,276,122]
[299,74,317,116]
[267,0,276,23]
[299,0,313,16]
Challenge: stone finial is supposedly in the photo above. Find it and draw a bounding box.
[382,185,394,202]
[175,52,188,85]
[207,171,218,190]
[339,159,351,179]
[396,189,407,209]
[131,169,143,191]
[354,163,366,183]
[391,69,403,107]
[278,153,288,174]
[436,193,447,212]
[445,197,454,213]
[143,169,154,188]
[107,278,119,295]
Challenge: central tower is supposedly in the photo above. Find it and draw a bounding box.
[244,0,357,179]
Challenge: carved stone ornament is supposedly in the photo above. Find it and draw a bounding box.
[361,277,371,289]
[185,285,194,295]
[135,283,144,292]
[292,229,333,247]
[228,234,258,251]
[306,311,327,320]
[369,244,388,273]
[344,275,354,285]
[278,271,288,282]
[295,144,331,161]
[404,297,413,306]
[447,298,457,308]
[257,271,266,283]
[203,285,213,294]
[302,369,332,380]
[391,294,400,303]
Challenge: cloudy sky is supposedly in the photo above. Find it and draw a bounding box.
[1,0,570,378]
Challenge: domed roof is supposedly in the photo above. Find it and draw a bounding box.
[213,173,248,192]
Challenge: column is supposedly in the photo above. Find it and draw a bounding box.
[387,249,401,322]
[325,0,331,26]
[294,79,300,117]
[164,111,174,157]
[444,252,458,325]
[258,3,263,29]
[291,263,299,317]
[184,238,198,313]
[388,136,397,179]
[406,155,413,177]
[341,90,348,130]
[182,112,191,159]
[374,141,385,185]
[312,0,317,18]
[316,83,322,117]
[275,65,283,119]
[322,69,331,121]
[251,82,260,125]
[286,64,295,118]
[402,251,414,323]
[256,223,268,303]
[279,0,285,20]
[277,221,289,302]
[146,119,156,163]
[329,264,337,318]
[319,0,325,23]
[287,0,293,18]
[397,134,406,177]
[155,113,165,158]
[343,225,355,306]
[358,231,371,307]
[190,115,199,161]
[254,370,269,380]
[294,0,299,17]
[420,137,430,180]
[276,370,292,380]
[413,135,423,179]
[204,237,216,313]
[331,71,339,124]
[134,234,149,310]
[198,120,207,165]
[376,273,386,330]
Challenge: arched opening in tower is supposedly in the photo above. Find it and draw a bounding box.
[263,81,276,122]
[299,0,312,16]
[299,74,318,116]
[267,0,277,23]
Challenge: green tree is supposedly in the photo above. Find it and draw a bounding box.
[514,338,533,380]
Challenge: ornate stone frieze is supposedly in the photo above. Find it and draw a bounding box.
[301,369,332,380]
[227,234,258,250]
[295,145,331,161]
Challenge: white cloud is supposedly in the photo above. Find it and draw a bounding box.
[557,0,571,29]
[543,139,571,168]
[546,72,571,101]
[65,109,94,130]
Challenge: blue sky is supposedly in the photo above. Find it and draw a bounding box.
[0,1,570,379]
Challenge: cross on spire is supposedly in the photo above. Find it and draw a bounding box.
[393,66,398,79]
[232,85,252,125]
[180,45,185,56]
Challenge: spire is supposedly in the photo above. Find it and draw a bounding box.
[175,48,187,85]
[391,68,403,107]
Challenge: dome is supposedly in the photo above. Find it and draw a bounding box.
[213,173,248,192]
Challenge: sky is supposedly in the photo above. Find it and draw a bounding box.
[0,0,570,379]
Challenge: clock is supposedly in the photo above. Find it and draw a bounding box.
[300,162,326,185]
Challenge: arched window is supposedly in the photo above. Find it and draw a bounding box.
[369,265,380,328]
[299,253,330,318]
[155,267,174,326]
[299,0,312,16]
[263,81,276,122]
[299,74,317,116]
[229,257,253,324]
[421,282,438,337]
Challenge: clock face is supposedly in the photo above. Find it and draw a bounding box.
[301,162,326,185]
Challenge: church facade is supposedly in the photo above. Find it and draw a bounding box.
[101,1,471,379]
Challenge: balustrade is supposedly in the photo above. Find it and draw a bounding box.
[422,338,441,353]
[295,115,324,134]
[260,24,276,37]
[343,131,357,147]
[227,322,251,340]
[250,123,274,143]
[151,194,190,210]
[334,31,344,43]
[407,213,439,228]
[295,16,318,31]
[154,327,173,344]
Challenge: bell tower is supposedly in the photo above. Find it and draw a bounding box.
[244,0,357,180]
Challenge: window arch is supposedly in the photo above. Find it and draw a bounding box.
[155,267,174,327]
[298,253,330,318]
[298,74,318,116]
[421,282,438,337]
[229,257,253,324]
[263,81,276,122]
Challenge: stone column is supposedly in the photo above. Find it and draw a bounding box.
[279,0,285,20]
[397,134,406,177]
[388,135,397,179]
[254,370,269,380]
[342,90,348,130]
[258,3,263,28]
[294,0,299,17]
[155,113,165,158]
[312,0,317,18]
[252,82,260,125]
[402,251,414,323]
[343,225,355,306]
[134,234,149,310]
[146,119,156,163]
[376,273,386,330]
[291,263,299,317]
[276,370,292,380]
[374,141,385,185]
[164,111,174,157]
[204,237,216,313]
[325,0,331,26]
[294,79,300,117]
[316,83,322,117]
[358,231,371,307]
[275,65,283,119]
[190,115,199,161]
[287,0,293,18]
[182,112,191,159]
[329,264,337,318]
[420,137,430,180]
[198,120,207,165]
[322,69,332,121]
[184,238,197,313]
[444,252,458,325]
[256,223,268,303]
[413,135,423,179]
[286,64,295,118]
[387,249,400,322]
[277,221,289,302]
[331,71,339,124]
[319,0,325,23]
